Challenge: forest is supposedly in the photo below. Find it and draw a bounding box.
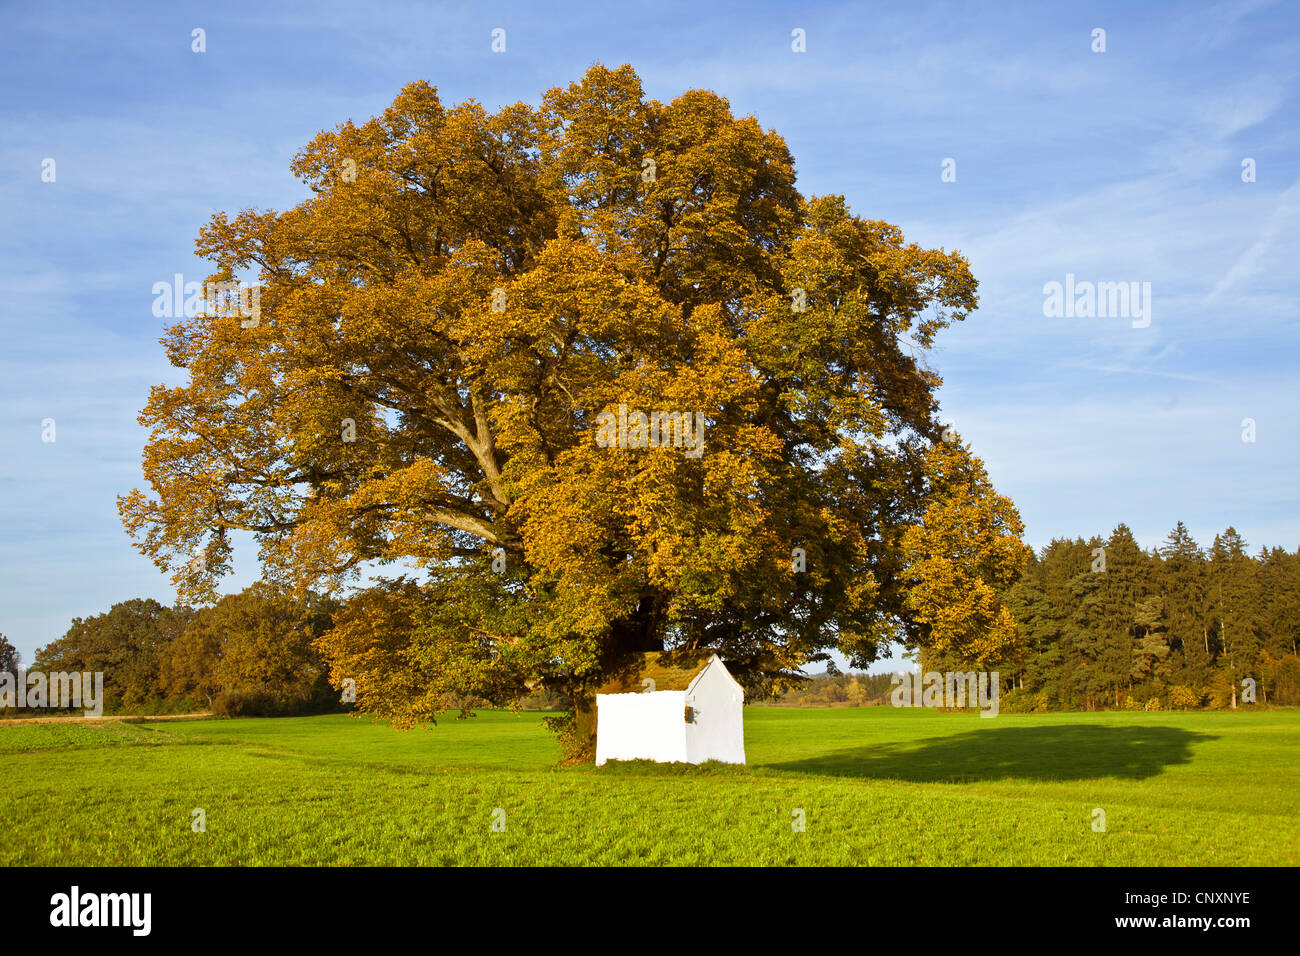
[935,521,1300,711]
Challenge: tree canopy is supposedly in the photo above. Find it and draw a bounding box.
[119,64,1026,757]
[159,582,337,713]
[35,599,192,709]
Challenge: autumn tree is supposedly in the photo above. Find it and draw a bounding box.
[157,615,222,707]
[119,65,1025,758]
[160,583,338,714]
[846,676,868,706]
[35,599,193,710]
[901,438,1030,670]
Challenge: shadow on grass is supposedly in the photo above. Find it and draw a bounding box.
[765,724,1216,782]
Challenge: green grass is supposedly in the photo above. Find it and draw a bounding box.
[2,707,1296,865]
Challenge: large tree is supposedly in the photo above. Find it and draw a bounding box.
[119,65,1026,757]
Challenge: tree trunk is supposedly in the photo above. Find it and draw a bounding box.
[561,593,665,763]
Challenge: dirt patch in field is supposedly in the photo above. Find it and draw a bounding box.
[0,712,212,726]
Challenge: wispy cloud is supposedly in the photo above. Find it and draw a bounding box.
[1208,177,1300,299]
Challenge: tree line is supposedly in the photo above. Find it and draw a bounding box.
[6,519,1298,718]
[927,521,1300,711]
[4,584,340,717]
[764,671,897,707]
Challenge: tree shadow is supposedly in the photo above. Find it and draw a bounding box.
[765,724,1216,782]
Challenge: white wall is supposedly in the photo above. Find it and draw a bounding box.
[595,690,687,766]
[684,659,746,765]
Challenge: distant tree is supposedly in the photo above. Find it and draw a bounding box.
[35,600,193,709]
[1058,534,1109,709]
[0,633,20,674]
[1271,653,1300,706]
[1090,525,1155,708]
[1003,555,1062,693]
[157,617,224,707]
[1131,596,1171,689]
[1158,522,1213,690]
[1209,528,1259,708]
[846,676,868,706]
[1259,547,1300,658]
[162,583,339,714]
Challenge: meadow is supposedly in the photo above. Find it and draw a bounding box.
[1,707,1296,866]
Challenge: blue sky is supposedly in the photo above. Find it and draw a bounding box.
[1,0,1297,670]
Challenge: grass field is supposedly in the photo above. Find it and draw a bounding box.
[2,707,1296,866]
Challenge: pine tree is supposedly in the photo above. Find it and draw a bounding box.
[1260,547,1300,659]
[1209,528,1259,708]
[1157,522,1212,692]
[0,633,20,674]
[1002,552,1060,693]
[1093,525,1154,707]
